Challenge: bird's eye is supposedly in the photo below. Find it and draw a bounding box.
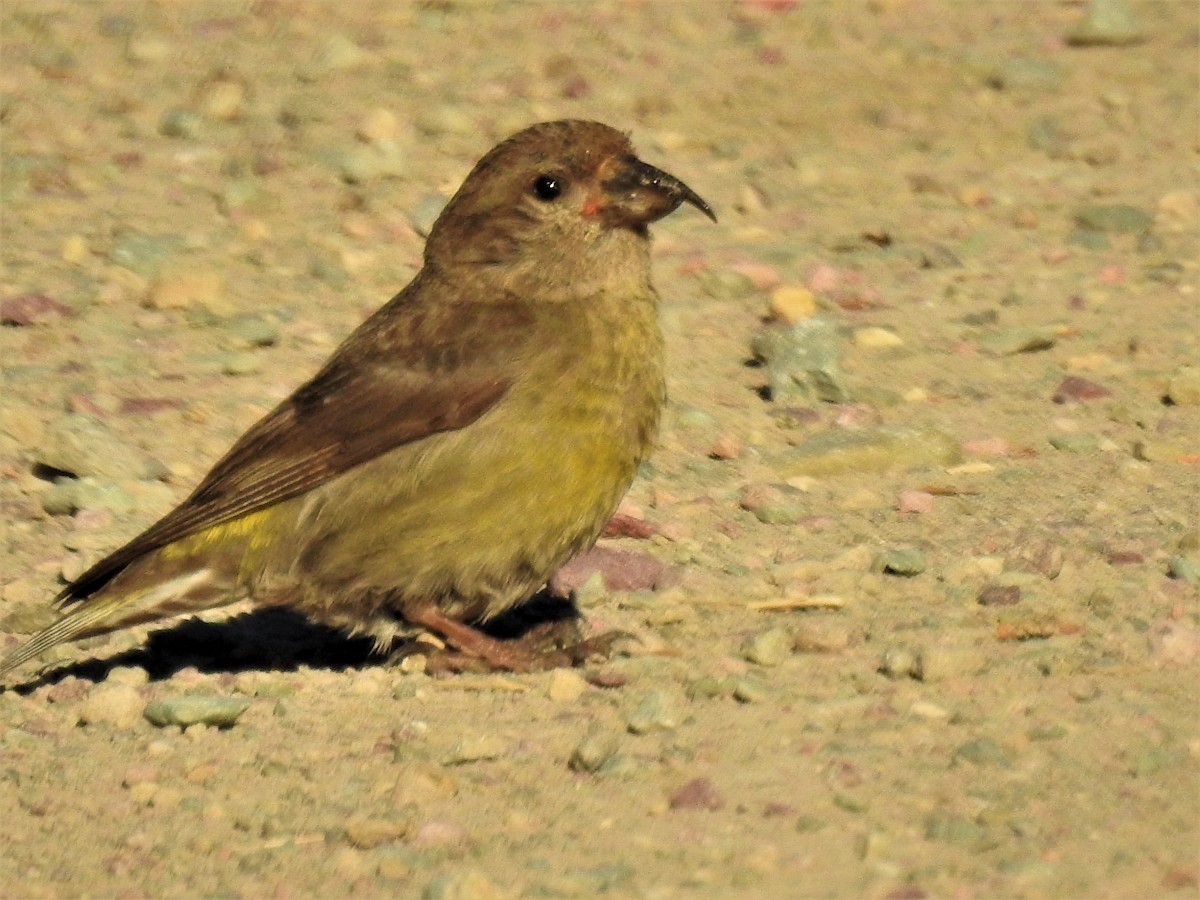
[532,175,563,202]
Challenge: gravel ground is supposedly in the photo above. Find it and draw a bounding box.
[1,2,1197,897]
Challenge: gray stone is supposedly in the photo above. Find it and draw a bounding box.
[751,315,852,404]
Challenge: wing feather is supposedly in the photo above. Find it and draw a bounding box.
[59,285,533,603]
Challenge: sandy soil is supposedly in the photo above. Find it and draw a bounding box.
[1,2,1197,897]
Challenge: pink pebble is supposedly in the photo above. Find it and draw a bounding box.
[0,294,74,326]
[807,264,840,293]
[728,260,780,291]
[669,777,725,811]
[1053,376,1113,404]
[962,436,1010,456]
[897,490,935,514]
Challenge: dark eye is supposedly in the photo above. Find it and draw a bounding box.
[532,175,563,201]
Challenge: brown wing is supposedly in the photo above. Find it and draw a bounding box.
[60,287,533,604]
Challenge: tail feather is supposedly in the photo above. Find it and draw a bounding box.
[0,568,221,679]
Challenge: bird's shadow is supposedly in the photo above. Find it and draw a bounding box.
[6,590,580,692]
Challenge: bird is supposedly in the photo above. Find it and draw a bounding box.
[0,119,715,679]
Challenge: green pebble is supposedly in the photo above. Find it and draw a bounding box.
[1068,229,1111,250]
[953,737,1013,768]
[1067,0,1144,46]
[219,351,262,376]
[108,231,183,277]
[1167,556,1200,586]
[925,813,986,844]
[42,478,135,517]
[1027,724,1068,741]
[143,696,250,729]
[874,548,926,577]
[732,679,768,703]
[687,676,732,700]
[1049,433,1099,452]
[159,108,203,139]
[1074,204,1153,234]
[226,313,279,348]
[795,814,827,833]
[674,407,716,429]
[568,729,619,773]
[751,315,852,405]
[753,504,808,525]
[1131,746,1187,778]
[773,425,961,478]
[833,793,869,813]
[626,690,678,734]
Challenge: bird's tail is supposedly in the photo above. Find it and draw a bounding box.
[0,567,226,680]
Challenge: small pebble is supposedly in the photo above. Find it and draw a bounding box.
[547,669,588,702]
[1167,557,1200,586]
[751,315,851,404]
[80,684,145,729]
[1133,438,1189,463]
[1005,535,1064,579]
[978,584,1021,606]
[1067,0,1145,46]
[143,696,250,729]
[344,817,409,849]
[1049,433,1100,452]
[0,294,74,326]
[626,690,679,734]
[668,777,725,811]
[742,627,792,666]
[768,285,817,323]
[357,108,399,145]
[218,351,262,376]
[1166,366,1200,406]
[853,326,904,349]
[568,727,619,773]
[1074,203,1153,233]
[874,548,926,577]
[953,737,1013,768]
[423,869,504,900]
[792,620,852,653]
[225,313,280,348]
[1053,376,1113,404]
[197,77,246,121]
[158,108,203,139]
[978,326,1057,355]
[125,33,173,63]
[897,489,934,514]
[687,675,734,700]
[145,270,228,314]
[38,413,165,481]
[444,734,507,765]
[299,33,369,80]
[773,425,962,478]
[914,645,986,682]
[732,679,767,703]
[879,646,918,680]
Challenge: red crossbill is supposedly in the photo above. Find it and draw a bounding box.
[0,119,714,678]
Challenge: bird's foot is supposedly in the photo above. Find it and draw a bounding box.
[405,607,625,674]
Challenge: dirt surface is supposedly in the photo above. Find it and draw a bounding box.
[1,2,1197,897]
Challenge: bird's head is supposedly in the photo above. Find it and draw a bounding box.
[424,120,715,297]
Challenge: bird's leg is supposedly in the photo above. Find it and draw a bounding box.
[405,606,546,673]
[404,606,623,674]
